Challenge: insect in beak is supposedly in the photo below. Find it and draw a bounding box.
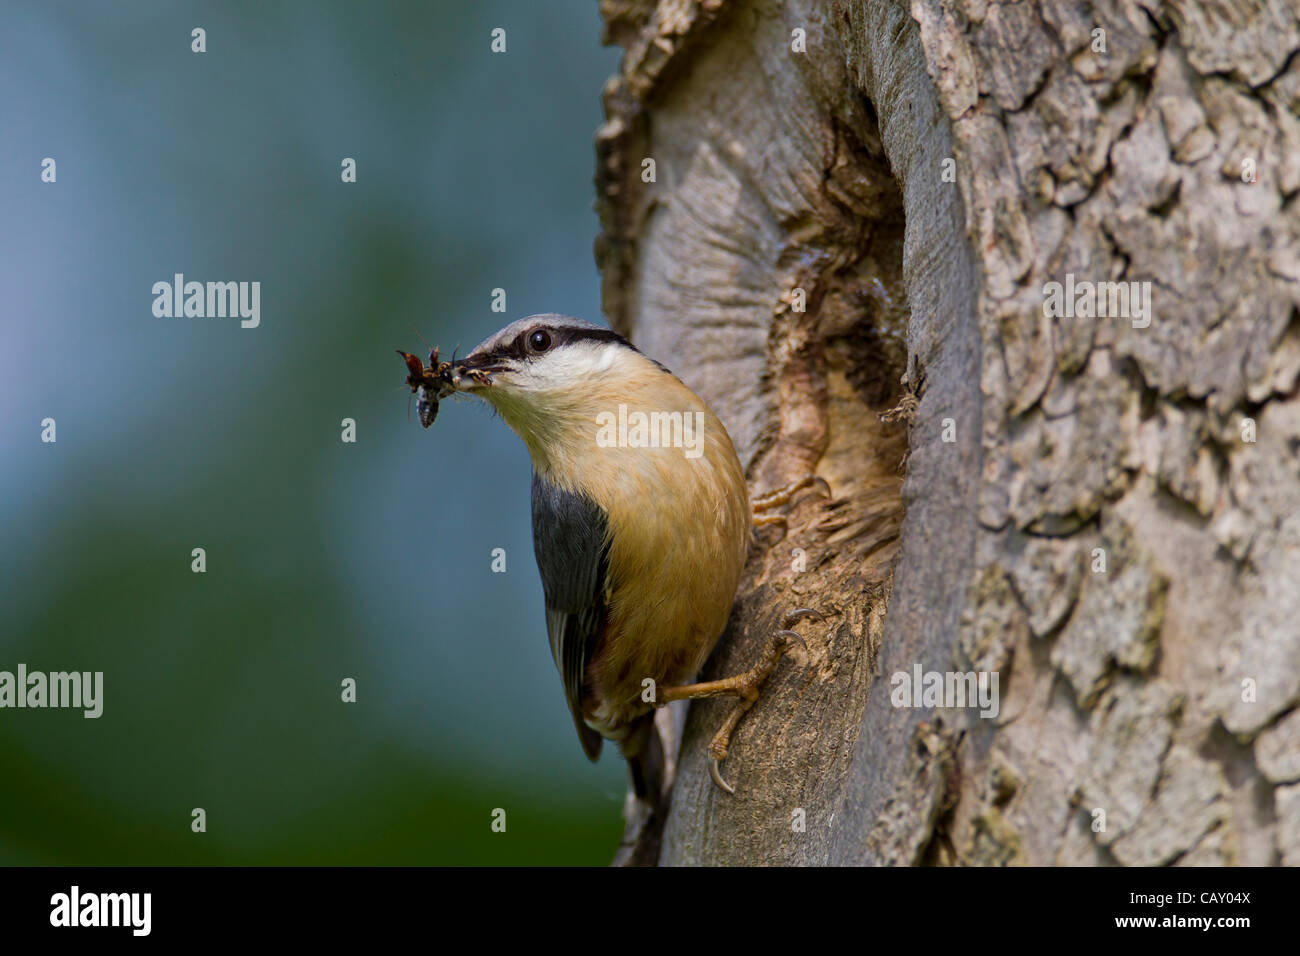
[396,347,455,428]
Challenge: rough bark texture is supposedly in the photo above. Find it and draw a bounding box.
[596,0,1300,865]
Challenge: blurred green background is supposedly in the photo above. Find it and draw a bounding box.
[0,1,627,863]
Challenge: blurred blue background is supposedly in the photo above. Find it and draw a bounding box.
[0,1,627,863]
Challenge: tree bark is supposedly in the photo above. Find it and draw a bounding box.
[596,0,1300,865]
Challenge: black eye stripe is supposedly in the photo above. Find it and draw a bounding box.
[559,327,628,348]
[512,325,632,358]
[461,324,643,370]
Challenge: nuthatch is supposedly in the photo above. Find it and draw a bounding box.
[401,315,825,801]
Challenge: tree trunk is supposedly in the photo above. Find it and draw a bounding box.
[596,0,1300,866]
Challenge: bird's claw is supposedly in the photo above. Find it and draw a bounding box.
[709,757,735,795]
[664,607,825,797]
[783,607,824,626]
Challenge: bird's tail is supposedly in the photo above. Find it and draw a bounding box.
[620,711,667,810]
[613,709,679,865]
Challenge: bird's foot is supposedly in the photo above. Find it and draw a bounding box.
[751,475,831,529]
[658,608,823,795]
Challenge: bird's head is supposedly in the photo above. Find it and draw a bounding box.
[449,314,632,393]
[445,314,649,463]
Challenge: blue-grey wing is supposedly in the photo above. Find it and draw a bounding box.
[531,471,609,761]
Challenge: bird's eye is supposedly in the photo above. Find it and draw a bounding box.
[528,329,552,353]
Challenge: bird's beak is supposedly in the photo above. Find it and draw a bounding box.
[447,355,508,390]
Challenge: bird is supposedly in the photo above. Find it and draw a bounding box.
[404,314,825,807]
